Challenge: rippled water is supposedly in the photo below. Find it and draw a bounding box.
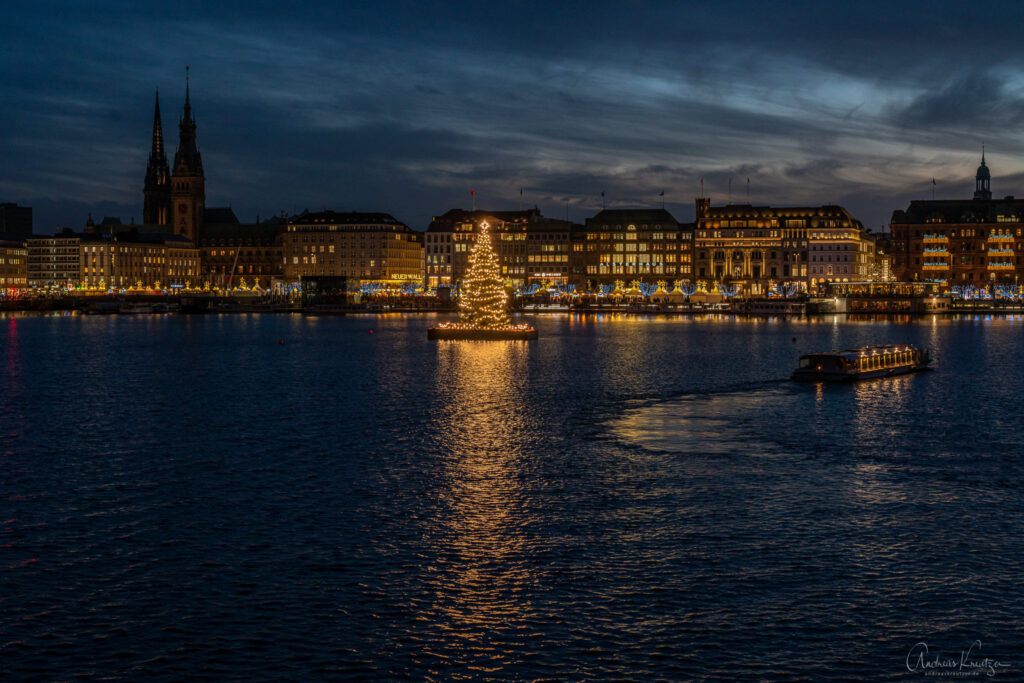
[2,312,1022,680]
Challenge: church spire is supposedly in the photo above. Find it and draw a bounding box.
[173,65,203,177]
[151,89,165,159]
[143,88,171,225]
[183,65,192,124]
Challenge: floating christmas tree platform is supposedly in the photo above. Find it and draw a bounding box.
[428,220,537,340]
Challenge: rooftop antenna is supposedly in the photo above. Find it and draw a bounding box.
[746,177,750,202]
[519,187,523,211]
[471,189,475,212]
[728,177,732,203]
[601,190,605,210]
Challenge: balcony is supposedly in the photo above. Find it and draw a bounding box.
[922,234,949,241]
[923,247,949,253]
[922,261,949,269]
[987,233,1014,241]
[987,262,1015,269]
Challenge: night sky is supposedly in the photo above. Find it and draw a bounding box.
[5,1,1024,234]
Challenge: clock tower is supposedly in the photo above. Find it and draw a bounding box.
[170,67,205,243]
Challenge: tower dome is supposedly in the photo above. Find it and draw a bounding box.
[977,159,990,181]
[974,146,991,200]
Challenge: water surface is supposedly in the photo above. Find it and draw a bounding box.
[2,312,1021,680]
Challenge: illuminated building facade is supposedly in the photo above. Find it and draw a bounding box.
[580,209,693,287]
[198,210,284,289]
[695,199,873,294]
[28,227,199,291]
[283,211,422,286]
[890,155,1024,286]
[78,230,200,289]
[0,240,28,291]
[525,218,576,285]
[27,231,81,290]
[425,209,572,288]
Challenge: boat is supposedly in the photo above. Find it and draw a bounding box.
[791,344,932,382]
[738,299,806,316]
[119,302,165,314]
[427,323,537,340]
[84,301,121,315]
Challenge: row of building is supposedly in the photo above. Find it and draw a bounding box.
[2,78,1019,296]
[1,200,884,295]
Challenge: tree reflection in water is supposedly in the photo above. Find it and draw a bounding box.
[427,340,536,666]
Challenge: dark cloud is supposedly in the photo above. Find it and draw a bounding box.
[6,1,1024,234]
[897,72,1024,129]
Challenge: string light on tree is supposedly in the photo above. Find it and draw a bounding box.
[458,221,511,328]
[427,220,537,340]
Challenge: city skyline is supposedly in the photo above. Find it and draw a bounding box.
[7,2,1024,233]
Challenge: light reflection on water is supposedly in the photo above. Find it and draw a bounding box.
[430,341,535,649]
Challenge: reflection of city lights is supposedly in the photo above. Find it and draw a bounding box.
[431,341,534,636]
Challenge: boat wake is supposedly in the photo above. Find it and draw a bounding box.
[606,384,800,456]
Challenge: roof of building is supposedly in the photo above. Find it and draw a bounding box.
[289,210,407,227]
[29,228,194,247]
[199,221,282,243]
[27,228,81,241]
[203,207,240,225]
[524,218,582,233]
[585,208,680,226]
[427,208,542,232]
[701,203,855,218]
[87,229,195,246]
[699,203,866,232]
[892,197,1024,224]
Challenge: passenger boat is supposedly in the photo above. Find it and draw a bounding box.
[737,299,806,316]
[791,344,932,382]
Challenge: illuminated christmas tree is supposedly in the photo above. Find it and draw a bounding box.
[458,221,510,328]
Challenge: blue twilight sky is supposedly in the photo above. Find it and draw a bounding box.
[5,0,1024,233]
